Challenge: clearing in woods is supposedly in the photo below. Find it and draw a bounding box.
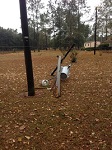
[0,50,112,150]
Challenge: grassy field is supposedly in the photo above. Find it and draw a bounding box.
[0,50,112,150]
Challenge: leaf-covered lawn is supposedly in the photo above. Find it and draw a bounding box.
[0,50,112,150]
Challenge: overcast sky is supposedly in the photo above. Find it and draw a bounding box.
[0,0,101,33]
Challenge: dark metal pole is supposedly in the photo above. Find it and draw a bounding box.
[19,0,35,96]
[77,2,80,50]
[105,15,107,40]
[94,7,97,55]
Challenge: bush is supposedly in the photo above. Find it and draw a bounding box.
[84,47,95,51]
[98,43,110,50]
[70,51,78,63]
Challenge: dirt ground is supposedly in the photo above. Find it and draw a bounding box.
[0,50,112,150]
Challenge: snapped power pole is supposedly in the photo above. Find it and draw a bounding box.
[51,43,75,76]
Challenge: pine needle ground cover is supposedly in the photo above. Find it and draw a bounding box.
[0,50,112,150]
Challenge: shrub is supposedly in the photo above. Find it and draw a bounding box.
[84,47,95,51]
[70,51,78,63]
[98,43,110,50]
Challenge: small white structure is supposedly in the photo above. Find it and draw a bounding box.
[84,41,101,48]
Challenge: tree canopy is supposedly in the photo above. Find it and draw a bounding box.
[26,0,91,50]
[0,0,111,51]
[0,27,23,51]
[90,0,112,41]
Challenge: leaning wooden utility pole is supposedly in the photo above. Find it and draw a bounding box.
[19,0,35,96]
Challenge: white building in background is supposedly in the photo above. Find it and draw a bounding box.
[84,41,101,48]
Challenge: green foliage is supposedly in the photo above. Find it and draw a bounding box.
[84,47,95,51]
[26,0,91,50]
[0,27,23,51]
[98,43,110,50]
[74,33,85,49]
[94,0,112,37]
[0,0,92,51]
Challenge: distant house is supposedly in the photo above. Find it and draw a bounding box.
[84,41,101,48]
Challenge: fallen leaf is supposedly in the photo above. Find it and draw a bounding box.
[19,125,26,130]
[18,137,22,142]
[25,136,31,140]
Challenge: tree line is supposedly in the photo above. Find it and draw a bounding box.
[0,0,111,51]
[0,27,23,51]
[95,0,112,40]
[26,0,111,50]
[27,0,91,50]
[89,0,112,42]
